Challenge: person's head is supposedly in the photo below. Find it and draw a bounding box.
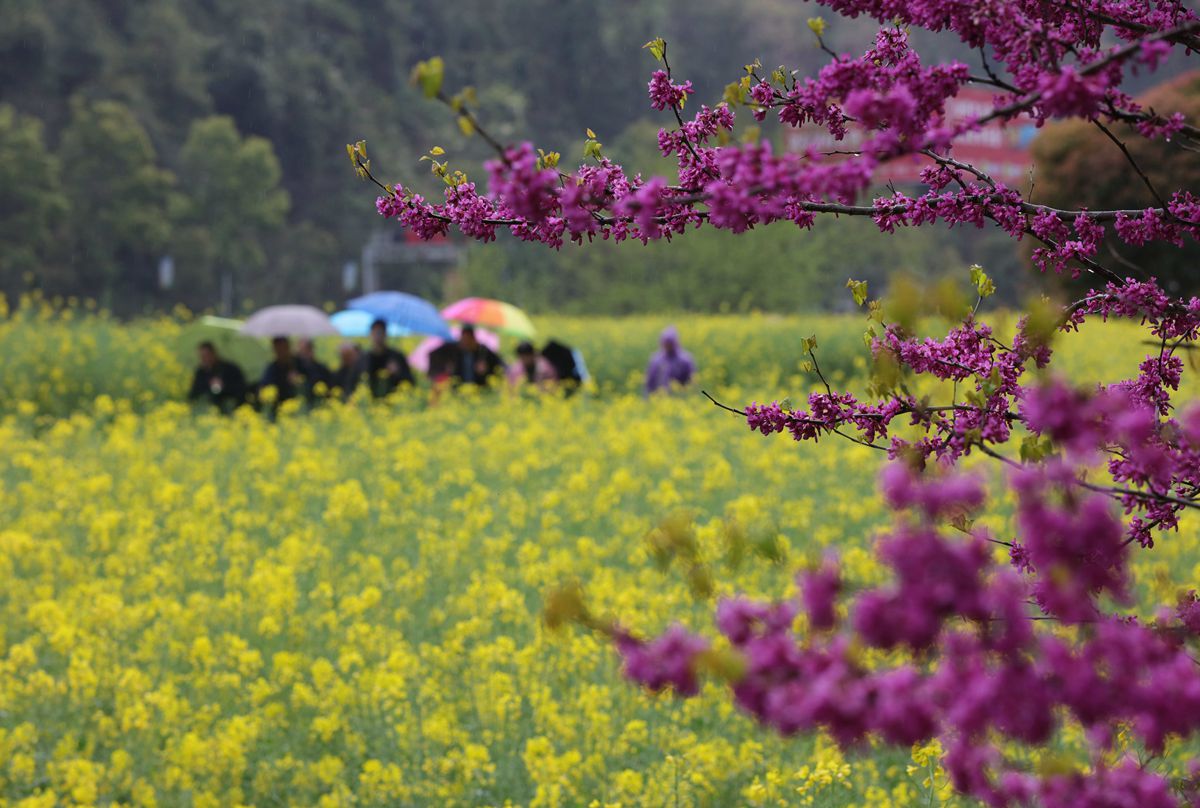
[369,319,388,349]
[338,341,360,366]
[516,341,536,370]
[660,325,680,357]
[460,325,479,351]
[197,341,217,370]
[297,338,315,360]
[272,336,291,362]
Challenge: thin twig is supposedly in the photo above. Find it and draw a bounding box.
[808,347,834,397]
[1077,479,1200,511]
[702,389,747,417]
[1091,119,1170,211]
[433,90,508,160]
[661,43,721,182]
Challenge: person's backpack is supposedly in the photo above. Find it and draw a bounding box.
[541,340,582,384]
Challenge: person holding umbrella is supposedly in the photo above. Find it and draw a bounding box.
[437,297,538,389]
[359,318,415,398]
[240,306,340,415]
[447,325,505,388]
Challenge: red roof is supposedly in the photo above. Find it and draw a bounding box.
[782,86,1035,187]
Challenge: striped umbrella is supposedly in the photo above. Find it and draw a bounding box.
[441,297,536,339]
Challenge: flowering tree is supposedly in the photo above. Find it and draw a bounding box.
[355,2,1200,804]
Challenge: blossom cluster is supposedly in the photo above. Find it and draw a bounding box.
[370,0,1200,802]
[613,463,1200,807]
[373,7,1198,272]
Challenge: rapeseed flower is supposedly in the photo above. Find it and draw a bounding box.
[0,312,1194,805]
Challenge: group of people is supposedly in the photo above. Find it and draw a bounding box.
[188,318,628,413]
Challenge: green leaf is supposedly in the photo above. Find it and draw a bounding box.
[1019,434,1052,463]
[801,335,818,354]
[411,56,445,99]
[1022,295,1062,353]
[456,116,474,137]
[846,278,869,307]
[428,146,445,156]
[346,141,370,178]
[950,513,974,533]
[807,17,827,37]
[696,647,746,684]
[969,264,995,299]
[752,532,786,563]
[542,583,588,631]
[583,138,603,161]
[642,37,666,62]
[723,82,743,106]
[687,564,714,599]
[870,351,902,394]
[882,273,922,335]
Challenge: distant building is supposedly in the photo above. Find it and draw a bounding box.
[359,227,462,298]
[782,86,1036,187]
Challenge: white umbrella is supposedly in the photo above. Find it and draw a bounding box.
[241,305,339,338]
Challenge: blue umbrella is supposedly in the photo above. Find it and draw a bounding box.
[331,309,409,338]
[346,291,453,340]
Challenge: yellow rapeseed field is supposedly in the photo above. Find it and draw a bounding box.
[2,306,1199,806]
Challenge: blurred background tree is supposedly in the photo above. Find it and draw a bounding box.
[1026,70,1200,295]
[173,116,290,314]
[56,98,175,309]
[0,105,65,295]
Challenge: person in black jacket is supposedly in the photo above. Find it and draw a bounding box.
[333,342,363,400]
[188,341,247,413]
[449,325,504,388]
[296,338,333,401]
[358,319,415,397]
[260,336,304,407]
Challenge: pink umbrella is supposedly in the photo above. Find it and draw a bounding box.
[408,325,501,374]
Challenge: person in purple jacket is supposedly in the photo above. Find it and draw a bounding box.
[645,325,696,395]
